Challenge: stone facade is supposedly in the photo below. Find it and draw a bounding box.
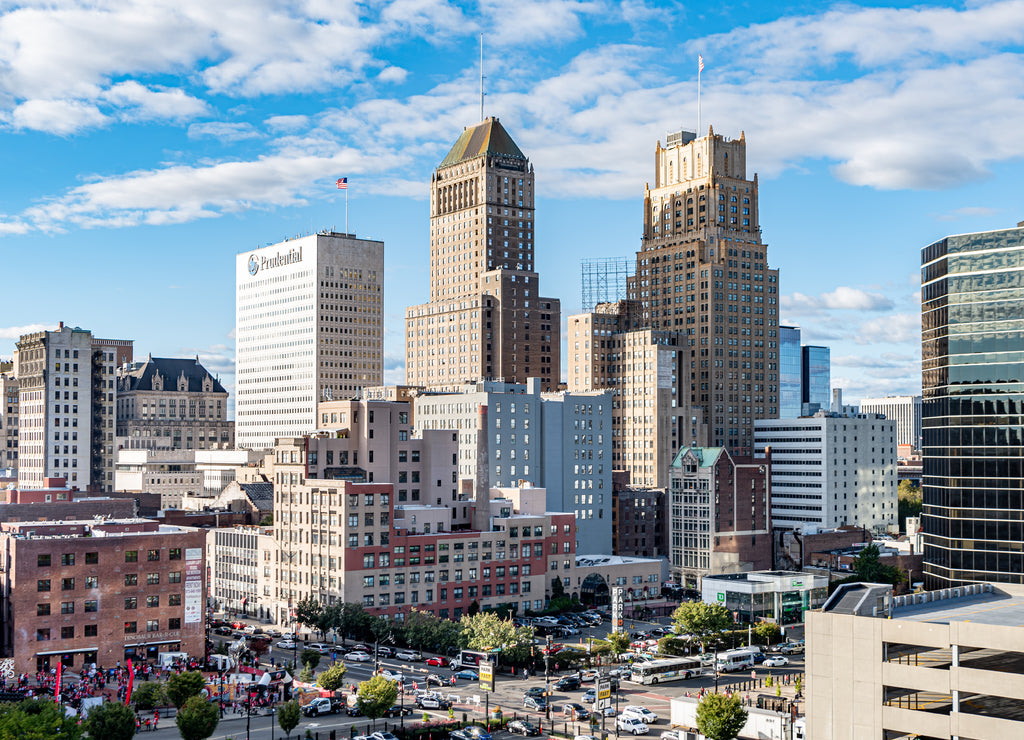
[1,371,17,472]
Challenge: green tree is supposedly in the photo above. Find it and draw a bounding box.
[259,513,274,526]
[295,596,323,636]
[316,603,343,640]
[854,544,904,584]
[550,577,566,600]
[404,609,459,654]
[175,695,220,740]
[339,603,373,642]
[166,671,207,709]
[131,682,166,711]
[0,698,83,740]
[83,700,137,740]
[696,692,748,740]
[299,664,314,683]
[300,649,322,671]
[317,662,349,691]
[357,675,399,728]
[604,631,631,656]
[898,481,922,530]
[672,601,733,651]
[467,600,481,616]
[459,612,533,664]
[277,701,301,739]
[753,622,782,647]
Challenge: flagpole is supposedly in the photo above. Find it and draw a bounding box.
[697,58,702,135]
[345,186,349,234]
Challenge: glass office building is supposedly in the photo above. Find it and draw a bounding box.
[780,326,803,418]
[922,225,1024,586]
[801,345,831,413]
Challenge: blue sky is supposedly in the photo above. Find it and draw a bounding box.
[2,0,1024,412]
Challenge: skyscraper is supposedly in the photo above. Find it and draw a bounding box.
[859,395,922,449]
[779,325,802,418]
[404,117,561,391]
[801,345,831,414]
[626,127,780,456]
[235,232,384,450]
[922,224,1024,586]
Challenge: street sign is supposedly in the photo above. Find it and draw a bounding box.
[612,587,624,633]
[596,698,611,710]
[479,660,494,692]
[597,679,611,702]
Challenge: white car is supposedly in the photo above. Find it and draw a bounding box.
[660,732,682,740]
[379,669,404,682]
[276,640,297,650]
[763,656,789,667]
[617,717,650,735]
[345,651,372,662]
[281,632,297,641]
[622,706,658,723]
[396,651,422,661]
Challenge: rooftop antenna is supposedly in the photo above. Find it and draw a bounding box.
[479,33,485,122]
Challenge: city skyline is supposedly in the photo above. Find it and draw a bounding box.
[3,1,1024,409]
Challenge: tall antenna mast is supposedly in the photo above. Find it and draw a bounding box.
[479,33,485,122]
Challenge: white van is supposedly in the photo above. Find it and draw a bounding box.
[716,651,754,673]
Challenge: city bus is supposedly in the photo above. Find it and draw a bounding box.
[629,657,703,685]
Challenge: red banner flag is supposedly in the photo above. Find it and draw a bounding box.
[124,659,135,706]
[54,661,61,704]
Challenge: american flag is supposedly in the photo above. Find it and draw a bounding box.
[699,54,704,72]
[336,177,348,190]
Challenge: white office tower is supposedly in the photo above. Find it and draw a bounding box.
[858,395,922,449]
[235,232,384,450]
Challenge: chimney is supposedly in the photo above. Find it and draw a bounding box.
[476,404,490,500]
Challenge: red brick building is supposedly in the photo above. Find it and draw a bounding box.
[0,518,206,673]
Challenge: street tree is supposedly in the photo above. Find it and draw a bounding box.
[605,631,631,656]
[357,675,399,728]
[294,596,323,636]
[316,603,343,640]
[174,696,220,740]
[277,701,301,739]
[672,601,733,651]
[753,622,781,647]
[300,649,322,671]
[166,671,207,709]
[83,701,137,740]
[696,692,748,740]
[0,698,83,740]
[339,603,373,642]
[404,609,459,654]
[130,682,166,711]
[317,662,349,692]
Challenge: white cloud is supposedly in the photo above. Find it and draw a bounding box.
[0,323,57,340]
[101,81,208,121]
[855,313,921,345]
[10,99,109,134]
[264,114,310,132]
[783,286,894,314]
[187,121,262,142]
[480,0,603,46]
[934,206,1000,221]
[378,66,408,84]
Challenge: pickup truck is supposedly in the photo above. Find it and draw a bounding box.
[301,697,345,717]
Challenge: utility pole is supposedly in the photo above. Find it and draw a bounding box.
[544,634,552,721]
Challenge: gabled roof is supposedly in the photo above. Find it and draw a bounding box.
[670,446,726,469]
[439,117,526,168]
[119,356,227,394]
[240,482,274,512]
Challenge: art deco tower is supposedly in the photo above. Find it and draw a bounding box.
[405,118,561,391]
[626,127,780,456]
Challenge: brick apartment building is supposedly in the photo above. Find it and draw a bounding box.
[0,518,205,673]
[612,485,668,559]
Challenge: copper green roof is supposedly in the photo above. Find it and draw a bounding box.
[439,117,526,168]
[671,446,726,468]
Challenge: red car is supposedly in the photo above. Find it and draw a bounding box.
[425,656,449,667]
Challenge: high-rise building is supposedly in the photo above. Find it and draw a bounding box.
[921,225,1024,586]
[404,117,561,392]
[779,326,802,418]
[235,232,384,450]
[626,127,780,456]
[1,370,18,472]
[801,345,830,414]
[755,411,898,534]
[14,324,132,492]
[859,395,922,449]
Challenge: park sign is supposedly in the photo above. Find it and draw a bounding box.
[597,678,611,702]
[479,660,494,692]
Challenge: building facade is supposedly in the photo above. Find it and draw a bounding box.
[612,486,668,558]
[701,570,828,626]
[667,446,772,588]
[779,326,802,418]
[207,525,276,620]
[754,411,898,534]
[922,225,1024,586]
[404,117,561,392]
[801,345,830,414]
[626,127,780,457]
[859,395,923,451]
[0,518,205,673]
[116,356,233,451]
[412,379,613,551]
[235,232,384,450]
[0,370,17,472]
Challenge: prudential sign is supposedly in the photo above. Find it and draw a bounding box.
[248,246,303,276]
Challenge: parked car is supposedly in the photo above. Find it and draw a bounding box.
[276,640,297,650]
[617,717,650,735]
[308,643,333,655]
[763,656,789,667]
[346,704,364,716]
[779,643,804,655]
[396,650,423,661]
[214,626,234,636]
[415,693,451,710]
[556,675,581,691]
[351,644,370,652]
[301,697,344,717]
[345,651,372,662]
[377,646,393,658]
[281,632,297,641]
[508,720,541,736]
[425,656,449,667]
[581,688,597,703]
[562,703,590,721]
[462,726,492,740]
[579,669,599,682]
[523,695,548,711]
[383,705,413,718]
[454,669,478,680]
[621,706,658,723]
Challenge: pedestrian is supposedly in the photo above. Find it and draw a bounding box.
[522,669,528,681]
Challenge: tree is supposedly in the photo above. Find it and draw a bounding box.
[672,602,733,651]
[315,603,343,640]
[277,701,301,739]
[403,609,459,654]
[131,682,166,711]
[339,603,373,642]
[696,692,748,740]
[175,695,220,740]
[0,698,83,740]
[317,662,349,691]
[83,701,137,740]
[295,596,323,636]
[898,481,922,529]
[259,513,274,526]
[467,600,481,616]
[753,622,781,647]
[551,577,566,600]
[248,636,272,663]
[357,675,399,728]
[299,664,314,683]
[459,612,533,665]
[604,631,631,656]
[166,671,207,709]
[300,649,322,671]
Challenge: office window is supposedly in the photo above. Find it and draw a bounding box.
[124,574,138,586]
[168,617,181,630]
[147,595,160,608]
[36,603,50,616]
[84,625,97,637]
[61,578,75,590]
[125,550,138,562]
[147,549,160,561]
[168,594,181,606]
[84,600,98,613]
[85,552,98,564]
[124,622,137,634]
[168,548,182,560]
[147,620,159,632]
[168,572,181,583]
[60,602,74,614]
[36,629,50,641]
[61,553,75,566]
[125,597,137,609]
[37,554,51,567]
[147,573,160,585]
[61,626,74,639]
[37,580,51,592]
